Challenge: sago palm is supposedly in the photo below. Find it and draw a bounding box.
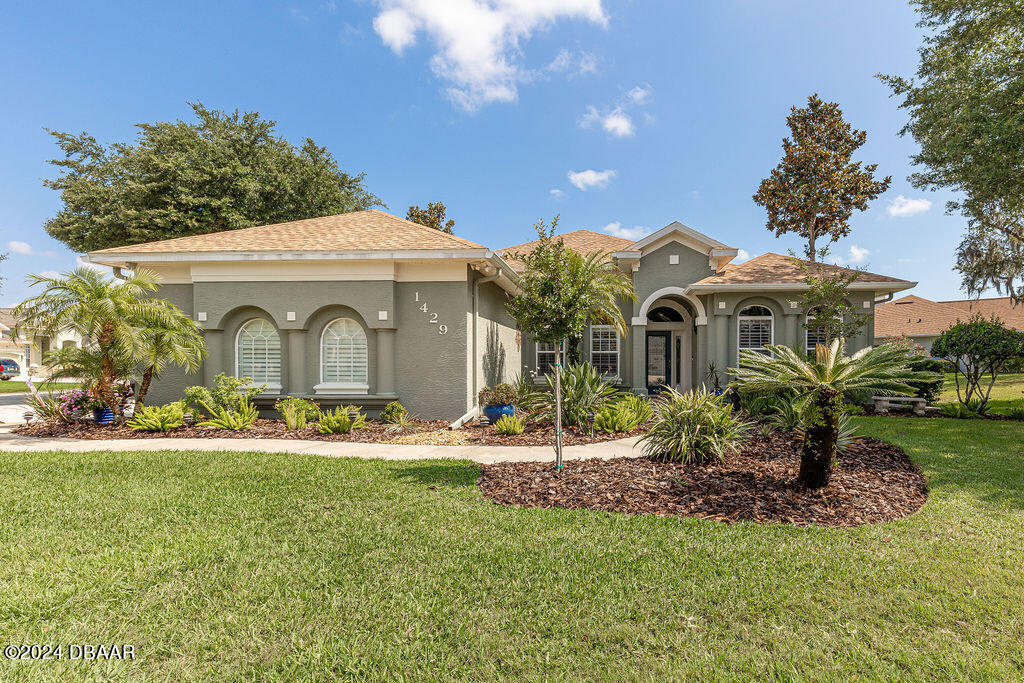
[731,338,936,488]
[13,267,198,413]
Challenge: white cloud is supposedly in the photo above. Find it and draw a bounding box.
[567,168,616,191]
[582,106,634,137]
[75,256,108,272]
[601,222,650,240]
[544,49,598,77]
[372,0,607,112]
[580,83,653,139]
[735,249,753,263]
[830,245,870,266]
[886,195,932,218]
[549,188,566,199]
[7,240,57,258]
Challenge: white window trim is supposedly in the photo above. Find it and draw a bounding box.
[319,317,369,389]
[235,318,282,388]
[737,306,774,363]
[536,340,558,377]
[589,324,620,379]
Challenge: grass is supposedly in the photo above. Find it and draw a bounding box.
[0,380,82,395]
[0,418,1022,679]
[938,372,1024,415]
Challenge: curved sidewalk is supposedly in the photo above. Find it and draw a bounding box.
[0,429,641,465]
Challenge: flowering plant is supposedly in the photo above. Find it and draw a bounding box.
[59,388,102,416]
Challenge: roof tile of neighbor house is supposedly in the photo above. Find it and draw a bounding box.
[498,229,635,271]
[90,210,487,255]
[691,252,911,286]
[875,294,1024,338]
[0,308,15,331]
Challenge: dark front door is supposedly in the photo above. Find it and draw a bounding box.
[646,331,671,394]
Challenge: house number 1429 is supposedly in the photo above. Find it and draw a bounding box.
[414,292,447,335]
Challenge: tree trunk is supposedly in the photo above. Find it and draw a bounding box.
[96,323,120,415]
[136,366,154,407]
[554,340,564,469]
[797,395,838,489]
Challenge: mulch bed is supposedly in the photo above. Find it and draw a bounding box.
[478,432,928,527]
[11,418,639,446]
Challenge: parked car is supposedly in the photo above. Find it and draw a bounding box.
[0,358,20,380]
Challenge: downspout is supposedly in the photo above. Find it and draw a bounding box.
[873,291,894,305]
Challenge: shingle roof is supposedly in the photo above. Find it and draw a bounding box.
[0,308,15,331]
[691,252,911,286]
[90,210,487,256]
[498,229,634,272]
[875,294,1024,338]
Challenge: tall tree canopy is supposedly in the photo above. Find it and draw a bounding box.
[44,102,383,252]
[879,0,1024,299]
[406,201,455,234]
[754,94,891,262]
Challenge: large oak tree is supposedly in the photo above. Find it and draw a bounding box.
[754,94,891,262]
[880,0,1024,299]
[44,103,383,252]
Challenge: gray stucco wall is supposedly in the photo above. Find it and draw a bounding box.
[144,278,476,419]
[475,278,520,397]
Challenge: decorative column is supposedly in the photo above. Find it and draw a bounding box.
[286,329,305,395]
[694,322,708,390]
[630,320,647,395]
[713,311,729,375]
[202,329,224,385]
[375,328,396,396]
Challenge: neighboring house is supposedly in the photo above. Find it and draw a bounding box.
[874,294,1024,353]
[86,210,915,419]
[0,307,83,377]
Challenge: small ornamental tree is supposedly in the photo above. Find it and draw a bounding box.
[798,252,870,348]
[505,216,634,466]
[931,315,1024,413]
[406,201,455,234]
[754,95,891,262]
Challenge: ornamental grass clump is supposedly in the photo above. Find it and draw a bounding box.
[275,397,320,430]
[639,387,750,464]
[493,413,526,435]
[594,393,652,433]
[541,362,618,427]
[317,407,367,435]
[197,396,258,431]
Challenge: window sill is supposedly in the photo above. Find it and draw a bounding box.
[246,382,282,396]
[313,382,370,396]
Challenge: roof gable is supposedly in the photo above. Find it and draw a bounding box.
[497,229,633,272]
[689,252,913,290]
[626,221,732,253]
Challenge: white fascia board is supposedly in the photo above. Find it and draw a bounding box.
[688,281,917,293]
[86,248,492,267]
[611,250,642,259]
[482,252,522,294]
[627,221,732,253]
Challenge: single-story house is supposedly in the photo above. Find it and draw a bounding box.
[86,210,915,419]
[0,307,84,378]
[874,294,1024,353]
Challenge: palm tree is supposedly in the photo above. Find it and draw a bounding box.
[731,339,935,488]
[136,322,206,406]
[13,267,200,413]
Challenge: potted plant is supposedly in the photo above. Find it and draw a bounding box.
[478,383,517,424]
[706,361,724,395]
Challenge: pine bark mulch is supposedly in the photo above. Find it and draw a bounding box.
[478,432,928,527]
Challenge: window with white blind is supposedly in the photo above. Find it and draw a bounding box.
[590,325,619,376]
[536,341,558,375]
[320,318,368,386]
[737,305,773,360]
[236,318,281,385]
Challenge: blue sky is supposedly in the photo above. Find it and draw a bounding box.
[0,0,970,307]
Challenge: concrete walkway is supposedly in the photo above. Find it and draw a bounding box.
[0,427,641,464]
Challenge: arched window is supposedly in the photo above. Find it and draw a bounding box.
[321,318,368,386]
[236,318,281,385]
[737,305,773,359]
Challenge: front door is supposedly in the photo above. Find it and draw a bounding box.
[646,331,671,394]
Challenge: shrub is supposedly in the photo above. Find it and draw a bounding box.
[275,397,320,430]
[26,392,70,424]
[493,413,526,435]
[906,356,945,403]
[510,372,545,415]
[128,402,185,432]
[940,401,979,419]
[197,396,258,430]
[593,393,652,433]
[542,362,618,427]
[478,383,517,406]
[185,373,266,417]
[932,315,1024,413]
[383,410,417,434]
[380,401,408,424]
[317,406,367,435]
[638,387,750,464]
[766,396,804,431]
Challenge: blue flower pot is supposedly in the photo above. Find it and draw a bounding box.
[483,404,515,424]
[92,407,114,424]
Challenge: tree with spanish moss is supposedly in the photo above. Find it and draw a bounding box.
[754,94,891,262]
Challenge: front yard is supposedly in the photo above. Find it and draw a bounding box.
[1,416,1022,679]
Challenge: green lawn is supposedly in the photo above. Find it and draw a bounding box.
[939,372,1024,415]
[0,380,82,395]
[1,418,1022,680]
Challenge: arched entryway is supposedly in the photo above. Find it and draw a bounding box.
[645,299,693,394]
